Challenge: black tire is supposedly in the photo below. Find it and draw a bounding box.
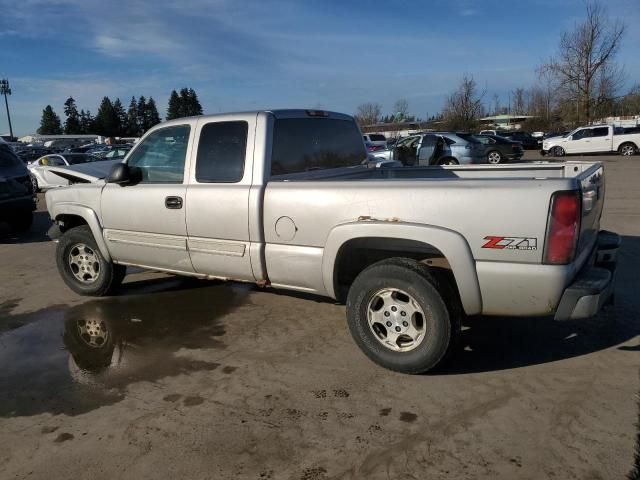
[56,225,126,296]
[346,258,462,374]
[31,175,39,193]
[8,211,33,233]
[552,146,565,157]
[487,150,502,164]
[437,157,459,166]
[618,142,637,156]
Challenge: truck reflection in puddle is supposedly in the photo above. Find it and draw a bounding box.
[0,281,249,417]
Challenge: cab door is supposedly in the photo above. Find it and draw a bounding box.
[566,128,592,153]
[588,126,612,152]
[101,123,196,273]
[185,114,257,281]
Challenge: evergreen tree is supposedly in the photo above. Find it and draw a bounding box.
[37,105,63,135]
[187,88,203,116]
[79,110,95,134]
[94,97,119,136]
[166,90,181,120]
[63,97,81,134]
[126,96,139,136]
[136,96,147,134]
[144,97,161,131]
[112,98,127,137]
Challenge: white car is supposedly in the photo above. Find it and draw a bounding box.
[542,125,640,157]
[28,153,101,191]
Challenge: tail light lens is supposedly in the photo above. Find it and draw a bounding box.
[544,191,581,264]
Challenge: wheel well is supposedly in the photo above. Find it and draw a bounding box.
[333,237,459,302]
[56,214,88,232]
[619,141,638,149]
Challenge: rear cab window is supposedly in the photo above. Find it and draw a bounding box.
[195,121,248,183]
[270,117,367,178]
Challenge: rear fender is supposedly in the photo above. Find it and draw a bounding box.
[322,221,482,315]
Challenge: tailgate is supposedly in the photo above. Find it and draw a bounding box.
[576,164,605,257]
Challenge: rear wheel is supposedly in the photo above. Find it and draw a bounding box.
[346,258,461,374]
[56,225,126,296]
[487,150,502,164]
[619,143,637,156]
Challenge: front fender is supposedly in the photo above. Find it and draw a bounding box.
[322,221,482,315]
[49,202,111,262]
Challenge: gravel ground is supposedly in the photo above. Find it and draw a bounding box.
[0,153,638,480]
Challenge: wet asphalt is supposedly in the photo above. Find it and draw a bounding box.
[0,151,638,479]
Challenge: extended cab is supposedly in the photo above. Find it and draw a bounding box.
[543,125,640,157]
[45,110,619,374]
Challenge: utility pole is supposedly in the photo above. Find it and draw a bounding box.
[0,79,14,140]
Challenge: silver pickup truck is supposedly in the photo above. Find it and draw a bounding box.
[45,109,620,374]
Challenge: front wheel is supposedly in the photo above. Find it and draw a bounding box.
[56,225,126,296]
[487,150,502,164]
[619,143,637,156]
[346,258,461,374]
[552,146,565,157]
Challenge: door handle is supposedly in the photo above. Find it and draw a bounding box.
[165,196,183,209]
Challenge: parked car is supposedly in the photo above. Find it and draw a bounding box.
[28,153,101,191]
[364,141,387,153]
[542,125,640,157]
[475,134,524,163]
[363,134,387,149]
[101,146,132,160]
[479,129,499,136]
[0,144,36,232]
[14,146,58,163]
[391,132,487,165]
[498,131,540,150]
[45,109,618,374]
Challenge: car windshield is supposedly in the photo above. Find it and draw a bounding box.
[369,134,386,141]
[65,154,94,164]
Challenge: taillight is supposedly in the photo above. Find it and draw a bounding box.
[544,191,581,264]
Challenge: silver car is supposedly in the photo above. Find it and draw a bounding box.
[391,132,487,165]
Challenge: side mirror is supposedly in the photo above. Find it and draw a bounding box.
[107,163,131,185]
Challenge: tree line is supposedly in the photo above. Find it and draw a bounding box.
[37,88,203,136]
[354,2,638,132]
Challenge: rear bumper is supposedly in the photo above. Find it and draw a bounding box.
[554,230,620,321]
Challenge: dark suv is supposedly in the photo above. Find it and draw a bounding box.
[0,144,36,232]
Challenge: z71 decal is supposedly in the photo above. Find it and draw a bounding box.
[482,236,538,251]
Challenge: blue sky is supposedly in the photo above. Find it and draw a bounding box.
[1,0,638,135]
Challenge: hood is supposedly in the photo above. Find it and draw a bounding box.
[47,159,121,183]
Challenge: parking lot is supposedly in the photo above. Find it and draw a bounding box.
[0,152,638,479]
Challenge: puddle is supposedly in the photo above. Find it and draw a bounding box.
[0,280,249,417]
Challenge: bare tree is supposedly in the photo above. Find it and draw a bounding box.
[540,2,625,123]
[512,88,528,115]
[354,102,382,126]
[442,74,485,130]
[492,94,501,116]
[392,99,409,121]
